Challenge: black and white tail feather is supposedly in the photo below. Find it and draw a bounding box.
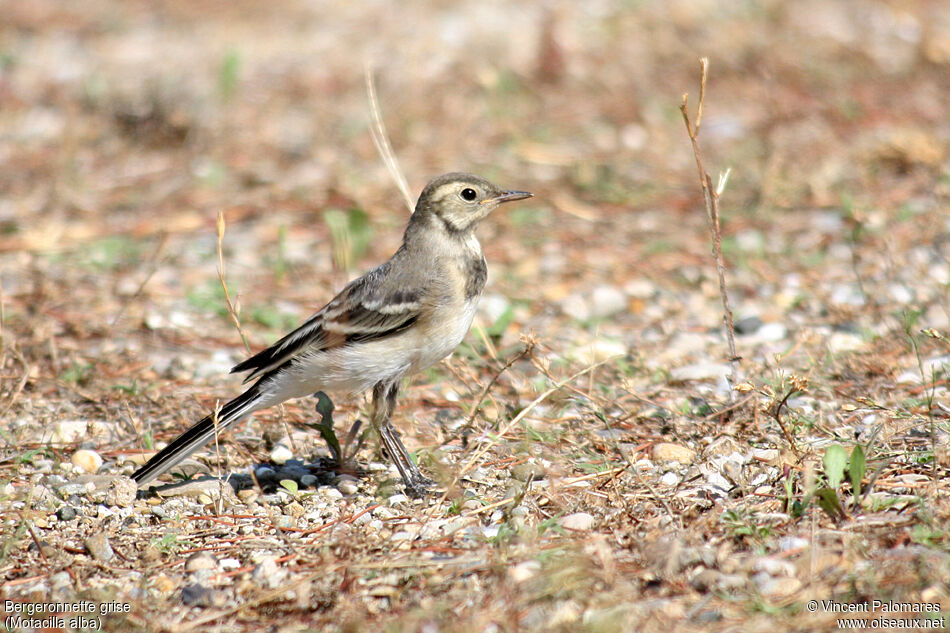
[131,385,264,485]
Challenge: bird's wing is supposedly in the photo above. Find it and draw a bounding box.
[230,264,423,383]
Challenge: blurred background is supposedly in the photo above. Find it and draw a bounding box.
[3,0,948,393]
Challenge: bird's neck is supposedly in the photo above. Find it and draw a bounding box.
[404,209,483,259]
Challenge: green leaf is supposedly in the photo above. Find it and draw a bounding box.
[814,487,846,521]
[312,391,341,461]
[850,444,866,501]
[279,479,298,495]
[486,305,515,338]
[823,444,848,489]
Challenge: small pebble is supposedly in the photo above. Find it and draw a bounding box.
[558,512,596,531]
[151,574,177,594]
[181,583,228,607]
[56,505,77,521]
[104,478,138,507]
[336,477,359,495]
[388,494,410,506]
[321,486,344,500]
[252,555,287,589]
[734,315,764,335]
[219,558,241,570]
[754,574,802,599]
[653,443,696,464]
[185,552,219,573]
[255,466,277,479]
[751,448,779,462]
[757,322,788,341]
[71,449,103,474]
[237,489,259,504]
[508,560,541,583]
[284,501,305,517]
[270,444,294,465]
[624,278,656,299]
[48,420,89,444]
[589,285,627,319]
[510,462,545,482]
[560,293,591,321]
[670,363,731,382]
[84,533,115,562]
[660,472,681,486]
[300,474,318,487]
[778,537,808,554]
[753,557,797,577]
[57,483,90,498]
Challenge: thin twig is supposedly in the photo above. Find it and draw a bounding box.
[680,58,740,396]
[447,336,536,446]
[365,63,413,213]
[110,232,169,328]
[0,346,30,422]
[216,211,251,354]
[457,357,616,480]
[0,273,5,360]
[770,387,802,457]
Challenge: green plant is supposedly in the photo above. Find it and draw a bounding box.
[788,443,868,522]
[112,379,142,396]
[721,508,771,543]
[302,391,364,470]
[280,479,299,497]
[218,49,241,99]
[150,533,195,554]
[62,361,93,386]
[263,224,291,284]
[323,207,372,272]
[186,280,229,318]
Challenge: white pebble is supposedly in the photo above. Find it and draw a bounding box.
[508,560,541,583]
[756,322,788,341]
[558,512,596,531]
[269,444,293,465]
[388,494,410,506]
[670,363,731,382]
[660,472,681,486]
[589,285,627,319]
[71,449,103,474]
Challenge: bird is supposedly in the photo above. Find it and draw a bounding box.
[131,172,533,496]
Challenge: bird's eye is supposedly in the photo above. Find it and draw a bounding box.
[459,187,478,202]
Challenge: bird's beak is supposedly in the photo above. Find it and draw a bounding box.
[484,190,534,205]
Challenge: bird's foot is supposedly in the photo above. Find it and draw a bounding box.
[404,475,438,498]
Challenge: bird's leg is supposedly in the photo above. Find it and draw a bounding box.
[371,381,436,497]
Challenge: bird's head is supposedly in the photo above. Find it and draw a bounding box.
[414,172,533,234]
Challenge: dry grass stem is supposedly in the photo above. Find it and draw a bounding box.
[680,58,741,396]
[216,211,251,354]
[365,64,413,213]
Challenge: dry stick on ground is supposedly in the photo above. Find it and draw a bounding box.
[680,58,741,398]
[444,335,537,447]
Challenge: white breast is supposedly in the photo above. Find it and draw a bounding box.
[409,297,478,373]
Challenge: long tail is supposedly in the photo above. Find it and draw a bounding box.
[131,385,265,485]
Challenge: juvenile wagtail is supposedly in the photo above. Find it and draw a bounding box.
[132,173,532,496]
